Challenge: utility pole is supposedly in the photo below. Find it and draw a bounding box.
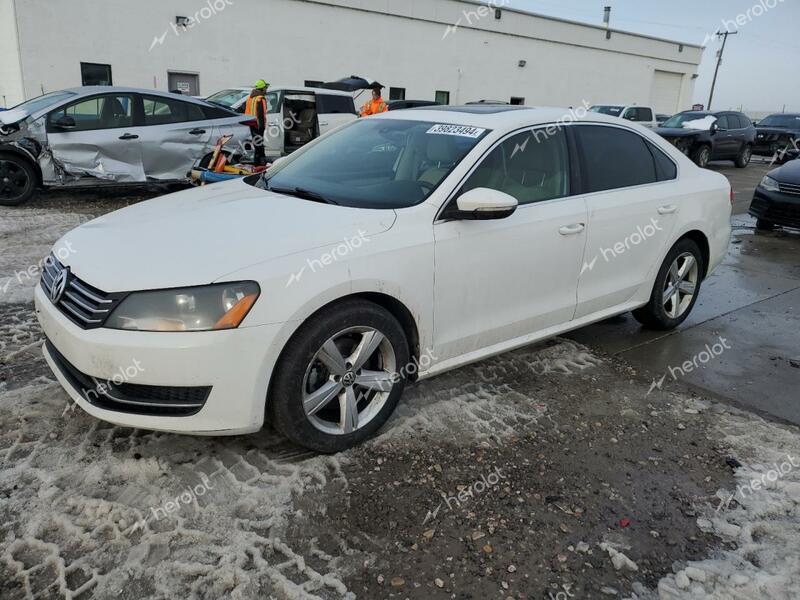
[707,30,737,110]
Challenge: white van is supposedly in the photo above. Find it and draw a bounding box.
[589,104,658,129]
[205,85,358,157]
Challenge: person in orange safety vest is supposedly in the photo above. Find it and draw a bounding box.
[245,80,269,165]
[360,85,389,117]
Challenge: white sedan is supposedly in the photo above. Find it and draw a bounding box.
[36,106,731,453]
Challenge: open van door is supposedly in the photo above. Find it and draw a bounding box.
[283,92,319,154]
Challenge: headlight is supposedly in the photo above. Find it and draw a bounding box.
[760,176,780,192]
[105,282,260,332]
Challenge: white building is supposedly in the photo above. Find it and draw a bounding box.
[0,0,702,114]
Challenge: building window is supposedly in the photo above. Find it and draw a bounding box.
[510,97,525,105]
[389,87,406,101]
[80,63,112,86]
[435,90,450,105]
[305,80,324,88]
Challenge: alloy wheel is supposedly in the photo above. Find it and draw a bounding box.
[302,326,397,436]
[662,252,699,319]
[697,148,710,168]
[0,159,30,201]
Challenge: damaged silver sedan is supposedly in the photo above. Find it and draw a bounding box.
[0,86,251,205]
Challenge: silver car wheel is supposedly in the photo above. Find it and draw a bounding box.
[662,252,699,319]
[302,326,397,436]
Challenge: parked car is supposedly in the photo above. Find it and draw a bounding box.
[753,113,800,159]
[0,87,250,206]
[387,100,441,111]
[37,106,731,453]
[750,159,800,230]
[589,104,658,129]
[656,114,672,126]
[206,85,358,158]
[655,111,756,168]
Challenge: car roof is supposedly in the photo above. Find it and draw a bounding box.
[62,86,215,105]
[207,85,353,97]
[370,105,637,129]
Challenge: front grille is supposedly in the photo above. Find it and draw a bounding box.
[40,253,125,329]
[45,339,211,417]
[779,182,800,196]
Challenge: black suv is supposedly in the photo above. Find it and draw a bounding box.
[753,113,800,162]
[750,159,800,230]
[655,111,756,168]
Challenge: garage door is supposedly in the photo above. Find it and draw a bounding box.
[650,70,683,115]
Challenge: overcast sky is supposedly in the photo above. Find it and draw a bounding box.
[512,0,799,113]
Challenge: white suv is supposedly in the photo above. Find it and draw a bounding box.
[37,106,731,453]
[590,104,658,129]
[205,85,358,157]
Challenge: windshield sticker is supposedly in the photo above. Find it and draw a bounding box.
[427,124,486,138]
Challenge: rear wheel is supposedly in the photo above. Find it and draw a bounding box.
[692,145,711,168]
[0,153,37,206]
[268,299,409,453]
[633,239,704,331]
[735,144,752,168]
[756,218,776,231]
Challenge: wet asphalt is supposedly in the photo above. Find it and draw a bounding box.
[569,158,800,426]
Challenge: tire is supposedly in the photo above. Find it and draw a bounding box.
[735,144,752,168]
[691,145,711,168]
[633,239,704,331]
[756,218,775,231]
[0,152,37,206]
[268,299,410,453]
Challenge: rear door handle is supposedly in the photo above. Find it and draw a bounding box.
[319,121,329,127]
[118,133,139,140]
[189,128,206,135]
[658,205,678,215]
[559,223,585,236]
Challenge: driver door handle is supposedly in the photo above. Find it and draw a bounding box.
[559,223,585,236]
[658,205,678,215]
[118,133,139,140]
[189,128,206,135]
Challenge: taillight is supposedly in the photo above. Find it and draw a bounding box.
[240,119,258,128]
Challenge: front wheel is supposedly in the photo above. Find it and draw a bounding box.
[756,218,775,231]
[692,145,711,168]
[0,152,37,206]
[268,299,409,453]
[633,239,704,331]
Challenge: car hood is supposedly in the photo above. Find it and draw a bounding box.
[757,127,800,136]
[0,109,28,127]
[58,178,397,292]
[655,128,703,138]
[770,159,800,184]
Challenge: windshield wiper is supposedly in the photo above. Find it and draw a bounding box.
[267,185,339,205]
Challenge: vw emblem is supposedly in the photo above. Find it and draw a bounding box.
[50,266,70,304]
[342,371,356,387]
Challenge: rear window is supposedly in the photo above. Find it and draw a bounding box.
[317,94,356,115]
[576,125,662,192]
[141,95,206,125]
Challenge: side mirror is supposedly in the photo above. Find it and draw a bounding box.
[53,115,76,130]
[455,188,518,220]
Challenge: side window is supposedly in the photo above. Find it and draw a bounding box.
[739,114,752,128]
[576,125,658,192]
[142,96,205,125]
[647,141,678,181]
[638,108,654,122]
[317,94,357,115]
[717,115,731,130]
[460,127,570,205]
[266,92,280,113]
[48,94,133,131]
[622,108,638,121]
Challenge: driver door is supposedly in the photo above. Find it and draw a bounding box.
[45,93,145,182]
[433,126,588,362]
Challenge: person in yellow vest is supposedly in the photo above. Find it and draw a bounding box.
[245,80,269,165]
[360,85,389,117]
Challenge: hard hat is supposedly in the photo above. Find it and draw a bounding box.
[254,80,268,90]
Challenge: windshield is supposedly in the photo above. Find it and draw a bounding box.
[662,112,716,130]
[206,89,250,108]
[759,114,800,128]
[9,91,77,117]
[255,119,489,209]
[589,105,624,116]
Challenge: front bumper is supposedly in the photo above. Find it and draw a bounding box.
[35,283,283,435]
[750,187,800,229]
